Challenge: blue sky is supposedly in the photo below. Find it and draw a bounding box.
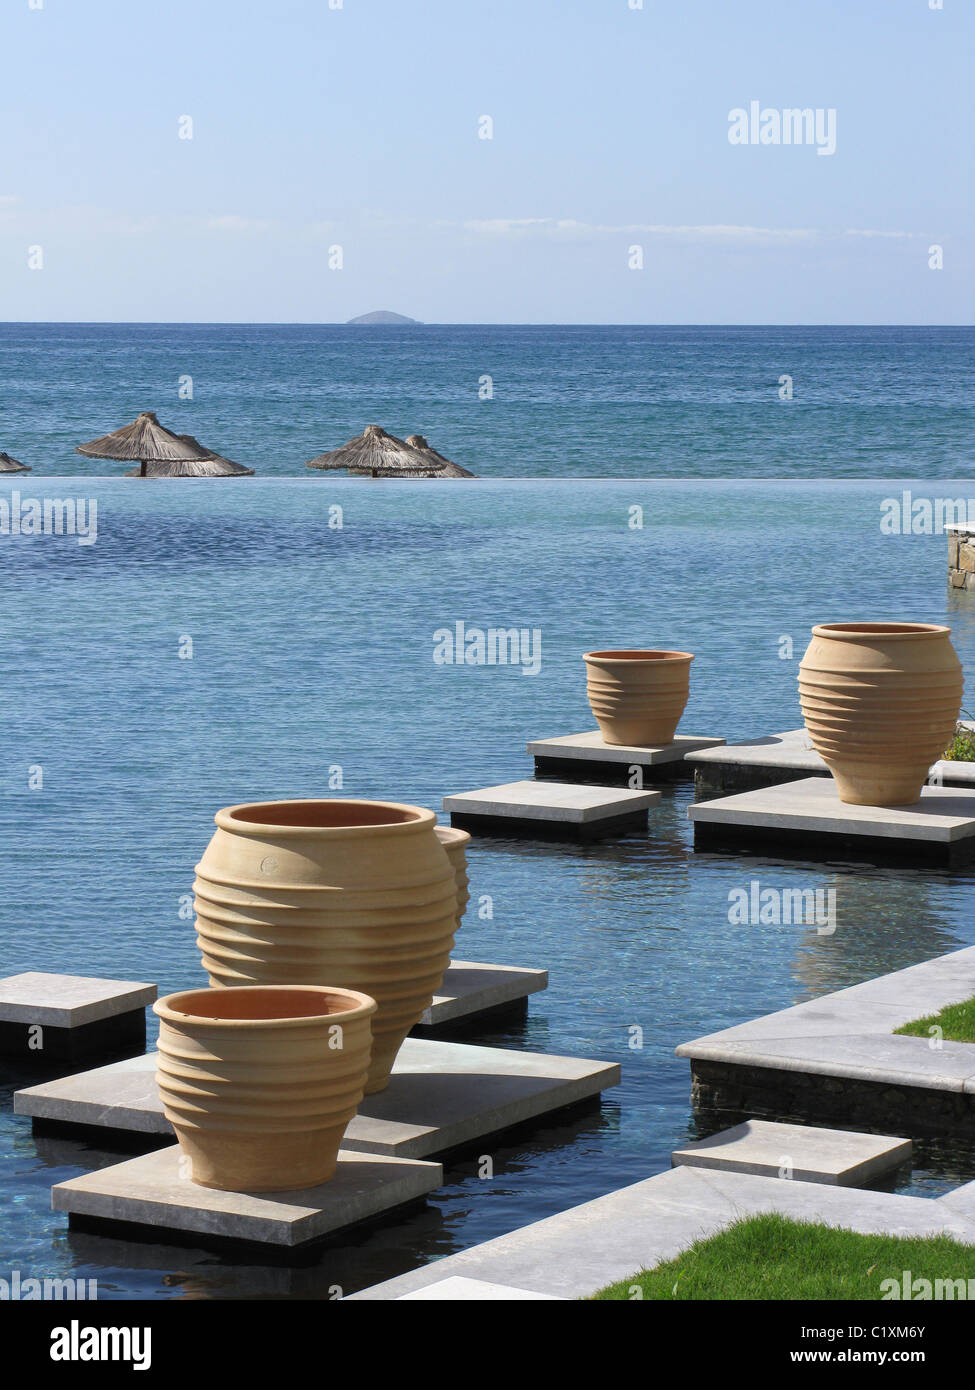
[0,0,971,323]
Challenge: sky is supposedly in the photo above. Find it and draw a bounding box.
[0,0,971,324]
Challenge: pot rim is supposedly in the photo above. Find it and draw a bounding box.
[583,649,694,663]
[154,984,377,1028]
[213,798,436,837]
[810,622,951,640]
[434,824,471,847]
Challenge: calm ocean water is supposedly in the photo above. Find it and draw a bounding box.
[1,325,975,1299]
[0,324,972,478]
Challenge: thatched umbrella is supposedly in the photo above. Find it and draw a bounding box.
[77,411,252,478]
[305,424,432,478]
[404,435,476,478]
[123,435,253,477]
[0,450,30,473]
[77,411,211,477]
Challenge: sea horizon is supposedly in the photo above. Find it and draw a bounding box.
[1,323,971,479]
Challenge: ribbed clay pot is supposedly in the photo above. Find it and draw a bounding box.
[435,825,470,927]
[154,984,376,1192]
[798,622,963,806]
[192,799,458,1093]
[583,649,694,746]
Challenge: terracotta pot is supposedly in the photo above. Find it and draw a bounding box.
[583,649,694,746]
[798,622,963,806]
[154,984,376,1192]
[193,799,457,1093]
[435,825,470,927]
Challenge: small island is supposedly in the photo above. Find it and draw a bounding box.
[346,310,421,325]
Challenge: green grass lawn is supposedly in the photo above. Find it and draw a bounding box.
[592,1213,975,1300]
[894,997,975,1044]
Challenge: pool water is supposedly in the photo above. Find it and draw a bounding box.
[2,476,974,1299]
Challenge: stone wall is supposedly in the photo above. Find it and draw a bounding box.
[948,528,975,590]
[690,1058,975,1139]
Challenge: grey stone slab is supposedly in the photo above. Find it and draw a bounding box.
[671,1119,912,1186]
[686,729,826,773]
[677,947,975,1094]
[679,999,917,1050]
[687,728,975,790]
[689,776,975,843]
[526,731,724,766]
[443,780,660,824]
[396,1276,564,1300]
[680,1031,975,1091]
[52,1143,442,1249]
[419,960,548,1027]
[0,973,156,1027]
[937,1180,975,1222]
[15,1051,169,1134]
[16,1037,621,1160]
[347,1163,975,1300]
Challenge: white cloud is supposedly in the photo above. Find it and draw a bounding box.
[458,217,922,244]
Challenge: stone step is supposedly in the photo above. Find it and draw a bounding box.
[16,1037,621,1160]
[672,1118,912,1186]
[444,779,660,840]
[0,972,156,1065]
[527,730,724,786]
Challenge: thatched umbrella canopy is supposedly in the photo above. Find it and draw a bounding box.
[0,450,30,473]
[123,435,254,477]
[404,435,476,478]
[76,411,215,478]
[305,424,432,478]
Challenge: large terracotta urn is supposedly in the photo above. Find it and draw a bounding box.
[798,622,963,806]
[583,649,694,746]
[192,799,458,1093]
[154,984,376,1192]
[435,825,470,927]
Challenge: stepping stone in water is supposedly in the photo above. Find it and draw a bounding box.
[687,729,975,796]
[671,1119,912,1187]
[16,1036,621,1160]
[0,972,156,1065]
[417,960,548,1033]
[527,730,725,786]
[443,779,660,840]
[52,1144,443,1255]
[688,776,975,867]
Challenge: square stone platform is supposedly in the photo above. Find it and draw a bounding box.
[686,729,829,795]
[0,973,156,1065]
[527,731,724,786]
[689,776,975,867]
[416,960,548,1033]
[687,728,975,796]
[443,780,660,840]
[52,1144,442,1254]
[672,1119,912,1186]
[16,1037,620,1160]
